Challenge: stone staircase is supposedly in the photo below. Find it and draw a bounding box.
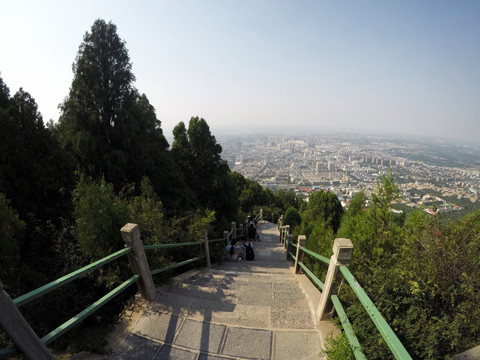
[95,221,332,360]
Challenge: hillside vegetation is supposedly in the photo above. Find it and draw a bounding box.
[285,174,480,359]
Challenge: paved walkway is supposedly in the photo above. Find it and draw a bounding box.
[102,221,333,360]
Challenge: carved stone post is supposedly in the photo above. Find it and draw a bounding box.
[203,232,211,268]
[0,279,55,360]
[317,238,353,321]
[282,225,290,248]
[223,230,229,246]
[231,222,236,240]
[294,235,307,274]
[121,223,156,301]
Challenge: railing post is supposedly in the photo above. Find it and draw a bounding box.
[121,223,156,301]
[317,238,353,321]
[223,230,229,246]
[285,234,293,261]
[231,222,236,240]
[203,232,211,268]
[282,225,290,248]
[294,235,307,274]
[0,279,56,360]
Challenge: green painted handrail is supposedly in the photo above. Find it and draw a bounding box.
[13,247,132,307]
[208,237,227,244]
[299,246,330,265]
[150,257,204,276]
[330,295,366,360]
[0,274,140,359]
[339,265,412,360]
[41,274,140,345]
[144,241,201,250]
[298,261,325,291]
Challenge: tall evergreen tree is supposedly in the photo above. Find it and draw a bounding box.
[0,77,73,221]
[56,19,136,182]
[172,117,238,232]
[300,190,344,237]
[56,19,190,211]
[0,75,74,297]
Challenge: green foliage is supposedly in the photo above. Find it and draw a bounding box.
[321,331,355,360]
[273,189,303,212]
[230,171,300,225]
[73,176,129,260]
[292,190,343,287]
[56,19,137,183]
[55,20,190,213]
[347,190,366,217]
[394,210,480,359]
[304,220,334,281]
[172,117,237,233]
[0,193,25,294]
[0,84,73,222]
[128,177,166,244]
[0,75,74,300]
[332,174,480,359]
[301,190,343,237]
[238,180,268,214]
[283,206,302,233]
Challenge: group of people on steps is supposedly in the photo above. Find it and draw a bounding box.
[224,215,259,261]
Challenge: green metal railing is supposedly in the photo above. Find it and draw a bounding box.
[0,210,261,358]
[0,237,216,358]
[282,226,411,360]
[13,247,133,308]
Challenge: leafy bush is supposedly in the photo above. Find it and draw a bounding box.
[321,331,354,360]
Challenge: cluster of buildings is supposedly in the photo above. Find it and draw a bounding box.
[220,133,480,215]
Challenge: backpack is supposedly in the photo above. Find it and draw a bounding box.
[245,243,255,261]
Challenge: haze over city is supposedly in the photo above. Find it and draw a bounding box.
[1,1,479,144]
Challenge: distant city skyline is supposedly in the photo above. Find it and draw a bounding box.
[1,1,479,144]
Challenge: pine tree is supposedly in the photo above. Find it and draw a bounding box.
[56,19,190,211]
[172,117,238,232]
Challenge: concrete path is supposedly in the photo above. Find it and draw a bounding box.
[103,221,333,360]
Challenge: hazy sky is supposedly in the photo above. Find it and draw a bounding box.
[1,1,479,143]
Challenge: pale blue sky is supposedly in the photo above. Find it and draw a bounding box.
[1,1,479,143]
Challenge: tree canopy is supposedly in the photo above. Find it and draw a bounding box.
[54,20,196,214]
[172,116,238,231]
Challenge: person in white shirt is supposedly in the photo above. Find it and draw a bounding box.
[225,241,243,261]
